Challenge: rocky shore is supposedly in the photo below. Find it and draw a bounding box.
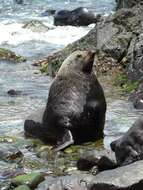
[35,0,143,109]
[1,0,143,190]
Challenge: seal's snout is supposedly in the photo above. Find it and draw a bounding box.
[89,51,95,57]
[87,51,95,62]
[81,51,95,73]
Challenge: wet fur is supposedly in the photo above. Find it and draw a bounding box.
[24,51,106,150]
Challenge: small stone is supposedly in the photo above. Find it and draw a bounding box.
[0,144,23,163]
[7,89,21,96]
[12,172,45,188]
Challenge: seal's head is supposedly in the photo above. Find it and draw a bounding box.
[57,50,95,76]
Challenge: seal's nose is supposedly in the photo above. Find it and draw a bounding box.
[88,51,95,59]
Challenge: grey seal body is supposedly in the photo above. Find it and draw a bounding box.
[24,51,106,151]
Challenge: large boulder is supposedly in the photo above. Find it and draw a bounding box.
[88,160,143,190]
[54,7,99,26]
[32,161,143,190]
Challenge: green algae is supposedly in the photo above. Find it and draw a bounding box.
[0,48,26,62]
[12,172,44,188]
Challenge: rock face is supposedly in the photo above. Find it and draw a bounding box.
[88,160,143,190]
[130,83,143,109]
[125,33,143,81]
[116,0,143,9]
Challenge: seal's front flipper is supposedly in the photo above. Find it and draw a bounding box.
[24,120,42,137]
[52,130,74,151]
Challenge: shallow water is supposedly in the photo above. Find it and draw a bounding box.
[0,0,143,184]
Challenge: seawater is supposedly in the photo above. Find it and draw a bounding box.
[0,0,142,152]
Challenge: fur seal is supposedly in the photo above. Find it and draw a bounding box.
[54,7,100,26]
[111,117,143,166]
[24,50,106,151]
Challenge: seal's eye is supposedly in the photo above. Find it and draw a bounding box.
[76,54,82,58]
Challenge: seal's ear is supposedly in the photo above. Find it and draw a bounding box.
[110,141,117,152]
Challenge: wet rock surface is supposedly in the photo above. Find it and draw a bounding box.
[88,160,143,190]
[36,174,91,190]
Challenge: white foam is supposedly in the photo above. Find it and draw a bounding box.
[0,21,95,46]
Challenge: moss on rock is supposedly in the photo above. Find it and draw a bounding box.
[12,172,44,188]
[0,48,26,63]
[14,185,31,190]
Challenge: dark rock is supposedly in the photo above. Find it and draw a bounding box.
[77,158,98,171]
[97,156,117,171]
[111,117,143,166]
[88,160,143,190]
[54,7,99,26]
[77,150,116,172]
[7,89,22,96]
